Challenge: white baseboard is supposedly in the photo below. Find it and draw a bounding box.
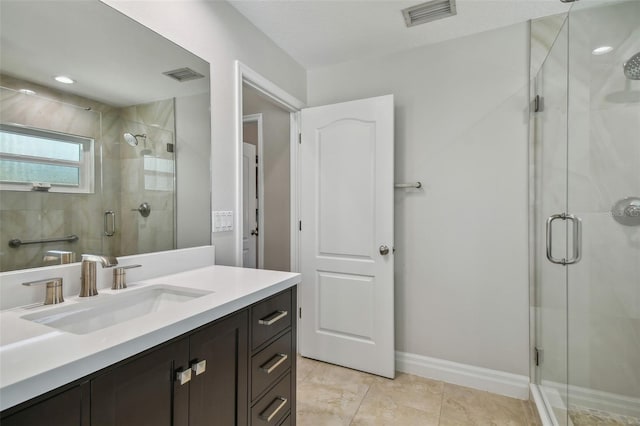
[395,351,530,400]
[541,380,640,419]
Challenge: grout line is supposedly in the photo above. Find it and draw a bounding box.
[349,383,372,426]
[437,382,446,425]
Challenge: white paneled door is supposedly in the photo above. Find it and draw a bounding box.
[299,95,395,378]
[243,142,257,268]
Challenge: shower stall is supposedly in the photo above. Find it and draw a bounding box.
[531,0,640,425]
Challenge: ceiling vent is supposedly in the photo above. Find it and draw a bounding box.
[402,0,457,28]
[162,67,205,82]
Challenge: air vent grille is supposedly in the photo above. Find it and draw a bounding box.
[402,0,457,27]
[162,67,205,82]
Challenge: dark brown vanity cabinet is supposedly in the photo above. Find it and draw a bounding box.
[91,337,191,426]
[0,286,296,426]
[1,383,90,426]
[188,310,249,426]
[90,310,248,426]
[249,289,296,426]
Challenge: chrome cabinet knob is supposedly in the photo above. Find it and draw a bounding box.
[176,368,192,385]
[191,359,207,376]
[379,245,390,255]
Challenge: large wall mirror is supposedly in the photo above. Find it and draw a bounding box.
[0,1,212,272]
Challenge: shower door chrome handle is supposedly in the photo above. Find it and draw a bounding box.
[546,213,582,265]
[104,211,116,237]
[564,214,582,265]
[546,214,565,265]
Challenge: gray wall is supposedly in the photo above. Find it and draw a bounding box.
[176,93,212,249]
[307,22,531,376]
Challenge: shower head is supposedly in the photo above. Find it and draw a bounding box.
[623,52,640,80]
[123,132,147,147]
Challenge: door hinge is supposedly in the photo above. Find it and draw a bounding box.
[255,154,258,164]
[534,347,543,366]
[299,220,302,231]
[299,307,302,319]
[298,133,302,144]
[534,95,544,112]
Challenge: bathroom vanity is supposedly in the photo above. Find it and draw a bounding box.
[0,265,299,426]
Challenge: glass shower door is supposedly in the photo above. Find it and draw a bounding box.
[533,15,570,426]
[566,1,640,424]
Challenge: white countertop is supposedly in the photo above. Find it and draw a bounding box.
[0,265,300,411]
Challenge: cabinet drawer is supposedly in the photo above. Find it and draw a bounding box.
[278,414,291,426]
[251,373,291,426]
[252,331,292,400]
[252,290,291,350]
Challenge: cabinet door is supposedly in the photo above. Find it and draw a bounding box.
[189,310,249,426]
[1,383,89,426]
[91,338,190,426]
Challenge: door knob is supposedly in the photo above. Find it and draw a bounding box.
[379,245,390,255]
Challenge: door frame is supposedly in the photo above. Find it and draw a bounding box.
[242,113,264,269]
[234,61,305,269]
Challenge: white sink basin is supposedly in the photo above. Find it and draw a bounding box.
[21,285,212,335]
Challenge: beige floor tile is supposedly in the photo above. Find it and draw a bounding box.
[297,354,322,382]
[365,373,444,413]
[522,400,543,426]
[297,408,353,426]
[439,383,529,426]
[350,373,443,426]
[351,400,440,426]
[296,379,369,426]
[304,358,381,388]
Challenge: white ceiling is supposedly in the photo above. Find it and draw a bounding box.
[227,0,575,69]
[0,1,209,108]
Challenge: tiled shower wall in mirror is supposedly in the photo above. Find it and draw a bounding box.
[0,74,176,271]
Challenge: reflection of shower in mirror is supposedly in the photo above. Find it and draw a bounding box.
[623,51,640,80]
[123,132,146,147]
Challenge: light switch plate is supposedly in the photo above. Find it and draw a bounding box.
[212,211,233,232]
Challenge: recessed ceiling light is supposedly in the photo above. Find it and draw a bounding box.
[18,89,36,95]
[54,75,75,84]
[592,46,613,55]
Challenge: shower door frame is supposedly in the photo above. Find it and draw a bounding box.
[529,10,572,426]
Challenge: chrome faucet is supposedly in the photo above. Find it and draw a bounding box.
[80,254,118,297]
[22,277,64,305]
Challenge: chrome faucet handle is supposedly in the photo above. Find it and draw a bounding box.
[22,277,64,305]
[112,264,142,290]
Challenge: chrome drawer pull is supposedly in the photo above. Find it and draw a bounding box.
[258,310,288,326]
[191,359,207,376]
[259,396,288,422]
[260,353,288,374]
[176,368,192,385]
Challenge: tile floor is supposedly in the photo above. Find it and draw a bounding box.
[569,407,640,426]
[296,356,542,426]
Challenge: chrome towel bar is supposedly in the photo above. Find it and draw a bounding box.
[8,234,79,248]
[394,182,422,189]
